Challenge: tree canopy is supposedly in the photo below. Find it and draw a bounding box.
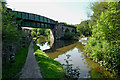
[84,1,120,75]
[75,20,92,37]
[2,2,26,61]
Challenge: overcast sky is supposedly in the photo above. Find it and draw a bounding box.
[6,0,98,24]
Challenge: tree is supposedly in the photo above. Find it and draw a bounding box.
[89,1,108,30]
[31,30,37,38]
[76,20,92,37]
[2,2,25,61]
[85,1,120,75]
[90,2,108,22]
[31,28,50,38]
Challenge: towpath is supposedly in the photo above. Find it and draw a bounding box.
[20,40,42,78]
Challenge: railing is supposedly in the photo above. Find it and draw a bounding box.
[13,11,57,24]
[12,11,58,28]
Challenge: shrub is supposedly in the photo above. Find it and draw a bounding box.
[84,2,120,76]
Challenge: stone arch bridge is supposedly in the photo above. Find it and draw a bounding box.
[9,8,76,42]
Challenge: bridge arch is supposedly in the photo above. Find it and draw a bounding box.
[72,29,75,32]
[65,28,70,32]
[62,27,64,31]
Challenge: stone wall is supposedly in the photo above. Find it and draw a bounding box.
[50,23,76,42]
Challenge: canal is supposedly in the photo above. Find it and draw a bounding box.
[36,37,111,78]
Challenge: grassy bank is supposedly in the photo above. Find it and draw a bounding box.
[33,42,65,79]
[2,42,30,79]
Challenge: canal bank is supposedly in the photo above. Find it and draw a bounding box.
[20,40,42,78]
[33,41,65,79]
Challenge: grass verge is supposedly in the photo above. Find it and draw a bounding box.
[2,42,30,79]
[33,42,65,79]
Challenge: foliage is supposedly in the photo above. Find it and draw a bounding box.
[90,2,108,22]
[33,42,65,79]
[31,28,50,38]
[2,42,30,79]
[63,22,76,28]
[62,54,80,79]
[84,2,120,76]
[81,1,109,37]
[75,20,92,37]
[2,3,23,44]
[2,2,27,61]
[31,30,37,38]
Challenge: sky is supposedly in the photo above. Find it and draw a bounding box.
[6,0,97,24]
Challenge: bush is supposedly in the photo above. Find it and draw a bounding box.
[76,20,92,37]
[2,2,26,62]
[31,30,37,38]
[84,2,120,76]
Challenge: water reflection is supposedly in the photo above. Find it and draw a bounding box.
[54,48,91,78]
[36,37,91,78]
[45,41,78,59]
[36,37,111,78]
[62,54,80,78]
[37,42,50,50]
[44,40,77,52]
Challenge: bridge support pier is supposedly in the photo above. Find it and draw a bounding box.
[50,29,55,47]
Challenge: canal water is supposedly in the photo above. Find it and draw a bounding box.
[36,37,111,78]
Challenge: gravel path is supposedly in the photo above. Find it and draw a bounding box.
[20,40,42,78]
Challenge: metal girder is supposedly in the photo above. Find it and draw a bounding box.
[14,11,57,27]
[21,20,54,29]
